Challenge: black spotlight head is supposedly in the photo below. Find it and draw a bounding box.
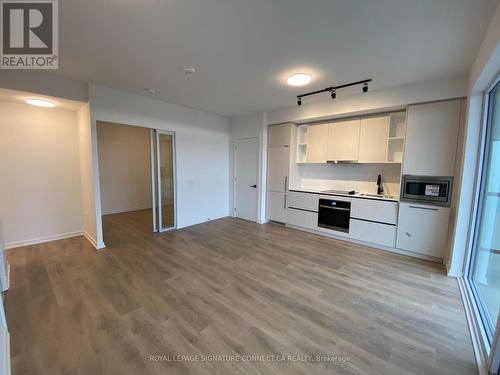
[297,97,302,106]
[331,89,336,99]
[362,82,368,93]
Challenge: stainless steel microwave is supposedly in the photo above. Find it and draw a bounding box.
[400,175,453,207]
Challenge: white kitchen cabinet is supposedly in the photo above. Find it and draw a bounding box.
[267,147,290,192]
[403,100,461,176]
[287,192,319,212]
[396,202,450,258]
[358,116,389,163]
[267,192,287,223]
[287,208,318,230]
[327,119,360,161]
[268,123,292,147]
[350,219,396,247]
[350,198,398,225]
[306,124,328,163]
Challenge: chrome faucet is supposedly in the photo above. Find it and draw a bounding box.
[377,174,384,195]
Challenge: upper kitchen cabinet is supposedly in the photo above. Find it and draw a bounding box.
[358,116,389,163]
[403,100,461,176]
[306,124,328,163]
[268,123,292,147]
[327,119,360,161]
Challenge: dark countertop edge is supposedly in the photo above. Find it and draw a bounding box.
[289,189,399,202]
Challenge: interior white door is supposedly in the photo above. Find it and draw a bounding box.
[235,137,259,222]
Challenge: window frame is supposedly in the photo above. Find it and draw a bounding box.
[465,78,500,343]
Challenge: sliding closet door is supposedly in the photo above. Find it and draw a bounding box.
[150,130,176,232]
[157,132,176,231]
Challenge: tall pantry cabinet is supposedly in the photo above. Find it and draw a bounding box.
[267,124,292,223]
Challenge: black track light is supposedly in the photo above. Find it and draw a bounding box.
[296,79,371,105]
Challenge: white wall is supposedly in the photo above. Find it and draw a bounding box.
[267,76,467,125]
[229,112,268,223]
[97,122,151,215]
[0,102,84,248]
[77,103,103,248]
[89,84,230,230]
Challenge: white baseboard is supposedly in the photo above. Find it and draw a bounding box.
[446,259,463,277]
[82,232,106,250]
[4,231,83,250]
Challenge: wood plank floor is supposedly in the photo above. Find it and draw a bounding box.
[6,210,477,375]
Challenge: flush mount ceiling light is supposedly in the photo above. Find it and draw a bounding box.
[287,73,311,86]
[145,88,156,94]
[183,66,196,74]
[25,98,55,108]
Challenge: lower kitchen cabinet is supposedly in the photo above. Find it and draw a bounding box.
[287,191,319,211]
[396,202,450,258]
[350,198,398,225]
[287,208,318,230]
[267,192,287,223]
[349,219,396,247]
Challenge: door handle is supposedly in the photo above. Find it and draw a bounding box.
[284,194,287,209]
[250,185,257,188]
[284,176,288,191]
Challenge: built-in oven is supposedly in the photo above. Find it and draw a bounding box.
[318,198,351,233]
[400,175,453,207]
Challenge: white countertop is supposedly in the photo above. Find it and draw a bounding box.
[289,188,399,202]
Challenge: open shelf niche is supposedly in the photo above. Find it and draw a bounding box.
[296,125,308,163]
[386,112,406,163]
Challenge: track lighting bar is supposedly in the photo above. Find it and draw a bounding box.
[296,79,371,106]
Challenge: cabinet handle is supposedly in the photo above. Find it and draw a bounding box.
[284,194,287,209]
[284,176,288,191]
[405,232,411,237]
[409,205,438,211]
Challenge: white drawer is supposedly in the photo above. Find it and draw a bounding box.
[287,192,319,212]
[349,219,396,247]
[287,208,318,230]
[351,198,398,225]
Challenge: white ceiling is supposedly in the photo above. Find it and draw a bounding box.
[56,0,498,117]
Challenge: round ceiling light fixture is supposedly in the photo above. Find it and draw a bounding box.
[145,88,156,94]
[183,66,196,74]
[25,98,56,108]
[287,73,312,86]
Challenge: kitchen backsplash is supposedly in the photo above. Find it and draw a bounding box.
[296,163,402,196]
